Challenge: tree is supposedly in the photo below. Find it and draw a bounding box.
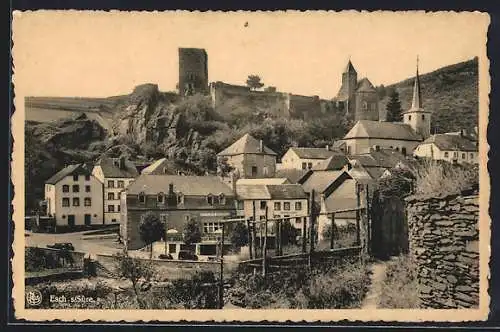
[138,211,165,259]
[230,222,248,248]
[246,75,264,90]
[280,220,298,246]
[183,217,202,245]
[114,252,155,309]
[386,90,403,122]
[216,157,234,177]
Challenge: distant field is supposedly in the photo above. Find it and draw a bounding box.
[25,108,84,123]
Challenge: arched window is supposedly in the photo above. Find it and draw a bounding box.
[157,192,164,204]
[138,192,145,203]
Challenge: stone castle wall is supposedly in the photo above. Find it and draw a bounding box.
[406,193,479,308]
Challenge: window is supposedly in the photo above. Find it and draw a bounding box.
[295,202,302,211]
[401,147,407,156]
[108,180,114,188]
[84,198,92,206]
[85,175,90,181]
[157,192,164,204]
[117,180,124,188]
[462,153,466,159]
[72,185,79,193]
[62,185,69,193]
[108,205,115,212]
[85,185,91,192]
[112,219,117,223]
[302,162,307,170]
[117,205,121,212]
[177,192,184,205]
[260,201,267,210]
[138,192,145,203]
[62,198,70,207]
[207,194,214,205]
[219,193,226,205]
[213,195,220,205]
[203,222,222,233]
[296,217,302,224]
[284,202,291,211]
[251,166,258,177]
[453,152,458,158]
[307,162,313,169]
[408,115,412,121]
[444,152,449,158]
[168,244,177,254]
[73,198,80,207]
[274,202,281,211]
[237,200,244,210]
[470,153,474,159]
[347,146,351,155]
[108,192,115,200]
[422,114,425,120]
[362,101,368,110]
[73,174,78,181]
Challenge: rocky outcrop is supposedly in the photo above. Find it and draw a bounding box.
[406,193,479,308]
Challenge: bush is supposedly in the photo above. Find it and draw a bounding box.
[25,248,47,272]
[379,255,420,308]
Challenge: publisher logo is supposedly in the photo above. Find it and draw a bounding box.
[26,289,42,306]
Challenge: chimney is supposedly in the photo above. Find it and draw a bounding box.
[119,156,126,170]
[259,140,263,153]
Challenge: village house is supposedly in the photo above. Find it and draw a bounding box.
[280,146,348,170]
[44,164,104,229]
[341,62,430,156]
[217,133,277,179]
[413,133,479,164]
[235,183,309,240]
[120,174,237,255]
[92,156,139,224]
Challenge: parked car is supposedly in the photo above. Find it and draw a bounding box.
[158,254,173,260]
[47,243,75,251]
[178,250,198,261]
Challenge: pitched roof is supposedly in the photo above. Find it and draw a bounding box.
[46,164,91,184]
[140,158,178,175]
[355,78,376,92]
[236,178,289,185]
[96,157,139,178]
[312,154,349,171]
[217,133,277,156]
[141,158,167,174]
[236,184,307,200]
[299,170,345,195]
[421,134,478,152]
[344,60,357,73]
[289,147,339,160]
[274,169,310,184]
[126,175,234,196]
[343,120,422,141]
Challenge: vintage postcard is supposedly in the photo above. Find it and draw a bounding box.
[11,10,491,322]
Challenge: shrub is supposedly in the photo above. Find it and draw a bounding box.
[379,255,420,308]
[25,248,46,272]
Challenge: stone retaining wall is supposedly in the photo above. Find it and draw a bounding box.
[406,193,479,308]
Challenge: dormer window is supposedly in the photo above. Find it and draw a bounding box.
[177,192,184,205]
[219,193,226,205]
[138,192,145,203]
[207,194,213,205]
[157,192,164,204]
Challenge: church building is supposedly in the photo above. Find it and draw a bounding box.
[341,60,431,156]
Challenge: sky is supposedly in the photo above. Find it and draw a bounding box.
[13,11,488,99]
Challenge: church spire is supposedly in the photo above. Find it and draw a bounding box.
[344,58,357,74]
[411,56,422,109]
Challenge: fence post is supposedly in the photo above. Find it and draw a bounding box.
[302,216,307,254]
[262,206,268,277]
[365,184,371,255]
[330,212,335,250]
[309,190,316,270]
[275,218,280,256]
[247,218,253,260]
[252,201,257,258]
[219,223,225,309]
[278,219,283,256]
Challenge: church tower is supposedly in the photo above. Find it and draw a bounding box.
[403,57,432,139]
[336,60,358,115]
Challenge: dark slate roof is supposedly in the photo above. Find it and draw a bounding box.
[45,164,91,184]
[217,133,277,156]
[312,154,349,171]
[355,78,376,92]
[275,169,310,184]
[344,60,357,73]
[421,134,478,152]
[300,170,345,195]
[266,184,307,200]
[343,120,421,141]
[289,147,339,160]
[126,175,234,196]
[96,157,139,178]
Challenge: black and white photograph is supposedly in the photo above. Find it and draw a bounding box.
[12,10,490,322]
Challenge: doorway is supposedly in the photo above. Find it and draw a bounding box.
[84,214,92,226]
[67,215,75,227]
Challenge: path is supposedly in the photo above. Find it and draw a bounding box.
[361,260,389,309]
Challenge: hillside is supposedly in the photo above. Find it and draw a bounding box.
[379,57,479,133]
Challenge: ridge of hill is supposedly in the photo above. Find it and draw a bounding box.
[379,57,478,133]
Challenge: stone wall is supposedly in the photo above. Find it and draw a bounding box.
[406,193,479,308]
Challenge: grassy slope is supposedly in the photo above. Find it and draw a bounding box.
[380,57,478,133]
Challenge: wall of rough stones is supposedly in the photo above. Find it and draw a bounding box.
[406,193,479,309]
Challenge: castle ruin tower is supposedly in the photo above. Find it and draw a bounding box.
[335,60,358,116]
[403,57,432,139]
[178,48,209,97]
